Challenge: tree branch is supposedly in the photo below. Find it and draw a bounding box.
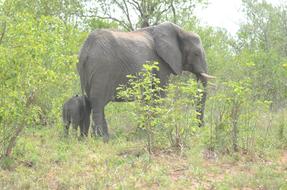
[128,0,144,19]
[94,15,132,31]
[155,4,172,24]
[171,0,177,23]
[0,21,6,44]
[122,0,134,30]
[4,124,25,158]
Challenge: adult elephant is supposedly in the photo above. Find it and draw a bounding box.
[77,22,215,142]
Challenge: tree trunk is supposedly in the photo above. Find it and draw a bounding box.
[4,125,25,158]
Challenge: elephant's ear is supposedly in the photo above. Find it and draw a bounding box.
[153,22,183,75]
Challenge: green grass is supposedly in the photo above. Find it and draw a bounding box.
[0,104,286,189]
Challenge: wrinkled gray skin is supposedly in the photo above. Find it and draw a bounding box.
[77,22,213,142]
[62,95,91,137]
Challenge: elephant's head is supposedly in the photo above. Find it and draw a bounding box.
[152,22,215,127]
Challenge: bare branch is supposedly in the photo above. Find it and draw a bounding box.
[98,16,132,31]
[107,0,134,30]
[122,0,134,30]
[0,21,6,44]
[171,0,177,23]
[128,0,143,17]
[155,4,172,24]
[84,12,133,31]
[93,0,203,30]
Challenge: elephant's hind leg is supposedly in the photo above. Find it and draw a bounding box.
[80,116,90,137]
[71,122,79,137]
[93,123,103,137]
[79,121,85,138]
[91,107,109,142]
[64,121,70,136]
[88,73,113,142]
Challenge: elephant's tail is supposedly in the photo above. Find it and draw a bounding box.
[77,32,100,107]
[77,39,91,107]
[77,50,87,96]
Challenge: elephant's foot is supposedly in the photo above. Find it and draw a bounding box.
[92,125,103,137]
[78,135,85,141]
[64,130,69,137]
[92,123,109,142]
[103,134,109,143]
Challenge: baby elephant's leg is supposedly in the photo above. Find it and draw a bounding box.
[64,121,70,136]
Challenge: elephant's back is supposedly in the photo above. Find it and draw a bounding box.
[78,29,159,103]
[63,97,84,121]
[81,29,116,58]
[82,29,157,79]
[84,29,156,65]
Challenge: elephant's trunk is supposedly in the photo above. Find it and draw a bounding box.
[196,78,207,127]
[196,74,209,127]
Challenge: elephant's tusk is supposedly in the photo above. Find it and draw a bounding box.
[200,73,216,79]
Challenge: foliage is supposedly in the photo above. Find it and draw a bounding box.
[91,0,208,30]
[84,18,119,31]
[239,0,287,56]
[0,0,287,188]
[162,78,200,149]
[117,62,165,153]
[1,0,85,24]
[180,0,287,155]
[207,79,271,153]
[236,0,287,107]
[117,63,201,152]
[0,6,86,159]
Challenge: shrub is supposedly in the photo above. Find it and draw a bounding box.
[0,12,85,160]
[207,79,271,154]
[117,62,200,153]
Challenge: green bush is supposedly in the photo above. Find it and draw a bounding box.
[162,78,200,149]
[207,79,271,154]
[117,62,201,152]
[0,12,85,159]
[117,62,165,153]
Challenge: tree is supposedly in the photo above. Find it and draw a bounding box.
[1,0,85,25]
[235,0,287,108]
[89,0,207,31]
[0,1,86,160]
[238,0,287,56]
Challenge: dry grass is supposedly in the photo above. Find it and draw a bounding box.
[0,106,286,189]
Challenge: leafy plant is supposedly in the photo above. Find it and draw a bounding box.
[162,78,200,149]
[208,79,271,154]
[117,62,201,152]
[0,12,85,160]
[117,62,165,153]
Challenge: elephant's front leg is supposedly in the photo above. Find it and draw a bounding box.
[92,110,109,142]
[79,122,85,138]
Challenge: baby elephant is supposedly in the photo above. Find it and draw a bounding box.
[62,95,91,137]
